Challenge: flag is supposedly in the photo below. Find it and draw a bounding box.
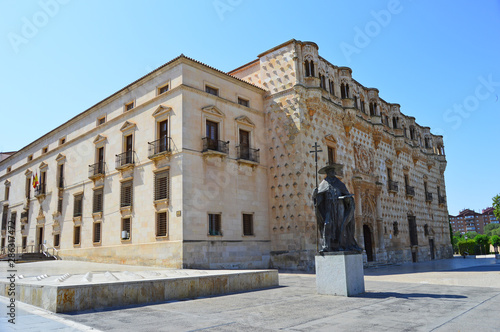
[33,172,39,188]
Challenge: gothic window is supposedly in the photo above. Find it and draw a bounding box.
[328,80,335,95]
[319,74,326,89]
[360,98,366,113]
[392,117,398,129]
[369,102,377,116]
[304,60,315,77]
[340,83,350,99]
[353,95,358,109]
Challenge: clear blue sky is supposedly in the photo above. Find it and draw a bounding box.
[0,0,499,215]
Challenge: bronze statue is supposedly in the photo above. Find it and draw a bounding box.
[313,164,362,253]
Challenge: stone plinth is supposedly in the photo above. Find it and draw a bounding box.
[315,252,364,296]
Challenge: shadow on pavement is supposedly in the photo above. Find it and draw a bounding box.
[357,292,467,300]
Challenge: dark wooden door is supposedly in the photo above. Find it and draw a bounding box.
[239,129,249,159]
[206,120,218,150]
[363,225,374,262]
[125,135,133,163]
[159,120,168,152]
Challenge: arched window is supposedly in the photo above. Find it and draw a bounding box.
[360,98,365,113]
[304,60,315,77]
[328,79,335,95]
[341,83,349,99]
[353,95,358,109]
[392,117,398,129]
[319,74,326,89]
[369,102,377,116]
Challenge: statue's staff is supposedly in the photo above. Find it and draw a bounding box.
[310,142,322,253]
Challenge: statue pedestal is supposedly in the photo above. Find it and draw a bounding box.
[315,251,365,297]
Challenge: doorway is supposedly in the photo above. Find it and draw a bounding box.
[363,225,374,262]
[37,226,44,251]
[429,239,435,260]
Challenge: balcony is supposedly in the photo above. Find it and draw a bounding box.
[438,195,446,205]
[89,162,106,180]
[148,136,172,159]
[116,151,135,170]
[34,184,46,198]
[425,192,433,202]
[388,180,398,193]
[405,185,415,197]
[236,146,260,164]
[202,137,229,157]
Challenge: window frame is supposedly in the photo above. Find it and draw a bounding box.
[205,84,219,97]
[73,225,81,246]
[157,83,170,95]
[156,211,168,237]
[93,222,102,244]
[121,217,131,241]
[242,213,254,236]
[208,213,222,236]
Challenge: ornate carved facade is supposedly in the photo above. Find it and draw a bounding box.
[231,39,452,269]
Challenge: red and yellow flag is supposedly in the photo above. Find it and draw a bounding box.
[33,172,39,188]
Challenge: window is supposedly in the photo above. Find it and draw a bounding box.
[424,224,429,236]
[392,117,398,129]
[57,195,63,214]
[158,84,169,95]
[57,163,64,188]
[122,218,131,240]
[154,170,169,201]
[53,234,60,248]
[4,186,9,201]
[73,225,81,245]
[93,222,101,243]
[97,116,106,126]
[73,194,83,217]
[327,147,335,165]
[156,212,167,237]
[28,155,33,162]
[25,177,31,199]
[393,222,399,236]
[1,237,4,249]
[1,205,9,231]
[328,80,335,95]
[360,99,365,113]
[42,147,48,154]
[22,236,28,250]
[304,60,314,77]
[319,74,326,89]
[125,101,134,111]
[238,97,249,107]
[59,137,66,145]
[93,188,103,213]
[340,83,349,99]
[353,95,358,109]
[205,85,219,96]
[369,102,377,116]
[120,180,133,207]
[208,213,222,236]
[243,214,254,236]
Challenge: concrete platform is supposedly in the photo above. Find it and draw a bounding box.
[0,261,278,313]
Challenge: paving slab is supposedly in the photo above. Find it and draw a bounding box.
[1,257,499,331]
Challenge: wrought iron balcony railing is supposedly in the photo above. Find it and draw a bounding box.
[148,136,172,158]
[236,146,260,163]
[89,162,106,178]
[116,151,135,169]
[202,137,229,154]
[35,184,46,197]
[425,192,433,202]
[438,195,446,204]
[388,180,398,193]
[405,185,415,197]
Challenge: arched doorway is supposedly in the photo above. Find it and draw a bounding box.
[363,224,374,262]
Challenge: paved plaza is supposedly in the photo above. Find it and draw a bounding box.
[1,257,499,331]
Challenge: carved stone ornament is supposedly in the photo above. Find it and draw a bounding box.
[342,109,356,136]
[306,96,326,117]
[372,128,383,149]
[354,142,375,174]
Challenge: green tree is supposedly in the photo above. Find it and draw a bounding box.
[484,223,500,237]
[475,234,490,255]
[493,194,500,221]
[491,235,500,254]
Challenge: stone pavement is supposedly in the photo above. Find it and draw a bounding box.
[1,257,499,331]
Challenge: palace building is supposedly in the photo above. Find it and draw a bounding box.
[0,40,452,270]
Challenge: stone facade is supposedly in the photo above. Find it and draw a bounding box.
[0,40,452,270]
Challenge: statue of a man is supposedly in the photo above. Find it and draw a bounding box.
[313,164,361,253]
